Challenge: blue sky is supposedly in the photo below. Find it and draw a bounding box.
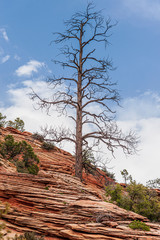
[0,0,160,183]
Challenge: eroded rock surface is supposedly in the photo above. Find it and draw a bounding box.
[0,127,160,239]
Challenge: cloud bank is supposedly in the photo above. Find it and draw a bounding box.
[0,80,160,184]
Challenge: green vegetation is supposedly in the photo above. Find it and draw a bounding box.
[0,113,25,132]
[0,113,6,128]
[82,149,97,175]
[129,220,150,231]
[0,135,39,175]
[7,117,25,132]
[121,169,132,184]
[41,141,54,151]
[106,180,160,221]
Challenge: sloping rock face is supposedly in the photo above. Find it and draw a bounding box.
[0,127,160,240]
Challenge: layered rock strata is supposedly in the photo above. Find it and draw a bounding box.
[0,127,159,239]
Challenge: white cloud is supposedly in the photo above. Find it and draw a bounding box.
[112,91,160,184]
[1,83,160,184]
[0,80,75,151]
[123,0,160,20]
[1,55,10,64]
[15,60,45,77]
[117,91,160,120]
[0,28,9,42]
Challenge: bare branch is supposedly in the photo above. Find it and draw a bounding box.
[42,125,76,144]
[30,3,138,181]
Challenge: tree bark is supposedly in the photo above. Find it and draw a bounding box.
[75,23,83,181]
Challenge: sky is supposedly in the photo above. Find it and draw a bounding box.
[0,0,160,184]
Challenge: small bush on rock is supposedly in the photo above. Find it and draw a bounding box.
[13,232,44,240]
[129,220,150,231]
[0,135,39,175]
[0,135,21,160]
[41,141,55,151]
[32,133,44,142]
[82,149,97,175]
[7,117,25,132]
[0,113,6,127]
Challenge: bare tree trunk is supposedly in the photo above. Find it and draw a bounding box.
[30,3,138,182]
[75,23,83,181]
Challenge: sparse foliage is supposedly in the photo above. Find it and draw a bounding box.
[146,178,160,190]
[101,167,116,181]
[32,133,45,142]
[82,149,97,175]
[30,3,138,181]
[7,117,25,132]
[0,113,6,128]
[121,169,132,184]
[41,141,55,151]
[13,232,44,240]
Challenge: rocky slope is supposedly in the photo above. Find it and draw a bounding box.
[0,127,160,240]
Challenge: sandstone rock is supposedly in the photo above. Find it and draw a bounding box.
[0,127,159,240]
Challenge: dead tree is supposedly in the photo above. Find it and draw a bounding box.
[30,3,138,181]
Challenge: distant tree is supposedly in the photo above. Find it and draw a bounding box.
[7,117,25,132]
[30,3,138,181]
[121,169,132,184]
[146,178,160,190]
[0,113,6,127]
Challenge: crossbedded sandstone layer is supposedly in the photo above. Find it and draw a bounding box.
[0,127,160,240]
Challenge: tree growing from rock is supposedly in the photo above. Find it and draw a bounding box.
[7,117,25,132]
[0,113,6,127]
[31,3,138,181]
[121,169,132,185]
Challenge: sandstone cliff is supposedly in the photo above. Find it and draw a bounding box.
[0,127,160,240]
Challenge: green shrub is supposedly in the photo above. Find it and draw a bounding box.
[0,113,6,127]
[82,149,97,175]
[16,161,28,173]
[106,184,123,205]
[27,164,39,175]
[7,117,25,132]
[0,135,39,175]
[129,220,150,231]
[106,181,160,222]
[41,141,54,151]
[32,133,44,142]
[0,135,21,160]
